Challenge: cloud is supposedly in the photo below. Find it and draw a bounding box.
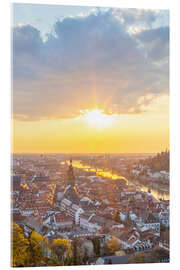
[13,24,44,79]
[136,26,169,60]
[114,8,158,27]
[12,9,169,121]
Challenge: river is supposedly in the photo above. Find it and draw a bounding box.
[63,160,169,201]
[140,185,169,201]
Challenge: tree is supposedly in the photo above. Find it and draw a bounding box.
[127,252,150,264]
[104,236,121,256]
[114,210,121,223]
[151,246,169,262]
[72,239,79,265]
[82,249,89,264]
[28,229,44,266]
[11,222,31,267]
[160,224,168,232]
[72,238,85,265]
[12,223,74,267]
[92,238,101,256]
[81,240,94,263]
[50,238,72,265]
[129,198,134,204]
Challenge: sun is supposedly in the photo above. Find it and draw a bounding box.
[79,109,114,128]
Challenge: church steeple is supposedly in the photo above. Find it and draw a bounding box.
[67,159,75,186]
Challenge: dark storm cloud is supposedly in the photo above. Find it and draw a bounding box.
[12,9,169,121]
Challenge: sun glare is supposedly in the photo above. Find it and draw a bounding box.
[79,109,114,128]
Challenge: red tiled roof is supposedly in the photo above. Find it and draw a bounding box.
[127,238,138,245]
[55,213,73,223]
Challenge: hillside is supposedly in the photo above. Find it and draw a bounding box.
[142,150,169,173]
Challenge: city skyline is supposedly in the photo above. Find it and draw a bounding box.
[12,4,169,153]
[11,3,170,267]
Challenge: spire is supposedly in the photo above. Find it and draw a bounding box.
[67,159,75,186]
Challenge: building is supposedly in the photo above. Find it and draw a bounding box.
[33,175,50,184]
[137,213,160,234]
[55,160,84,224]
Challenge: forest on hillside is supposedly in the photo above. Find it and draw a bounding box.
[142,150,169,173]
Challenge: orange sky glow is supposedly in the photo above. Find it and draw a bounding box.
[12,95,169,154]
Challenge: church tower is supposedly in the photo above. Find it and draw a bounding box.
[55,159,80,209]
[67,159,75,186]
[61,159,80,205]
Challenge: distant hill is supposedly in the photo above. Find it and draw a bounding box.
[142,150,169,172]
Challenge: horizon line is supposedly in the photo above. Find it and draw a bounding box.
[12,152,163,155]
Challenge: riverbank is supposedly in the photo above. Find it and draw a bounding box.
[63,160,169,201]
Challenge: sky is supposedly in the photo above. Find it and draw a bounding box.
[12,3,169,153]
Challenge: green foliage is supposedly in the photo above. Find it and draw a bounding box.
[141,150,169,173]
[129,199,134,204]
[92,238,101,256]
[28,229,45,266]
[12,223,48,267]
[127,252,150,264]
[72,239,84,265]
[11,222,31,267]
[72,239,80,265]
[104,236,121,256]
[151,246,169,262]
[50,238,72,264]
[11,222,72,267]
[160,224,169,232]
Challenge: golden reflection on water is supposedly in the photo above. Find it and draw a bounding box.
[141,185,169,200]
[69,160,128,183]
[63,160,169,200]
